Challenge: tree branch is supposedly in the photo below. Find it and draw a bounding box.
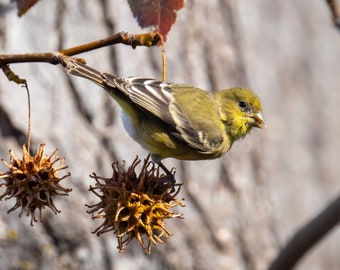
[268,194,340,270]
[325,0,340,30]
[0,31,160,66]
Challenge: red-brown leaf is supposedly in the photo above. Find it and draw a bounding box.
[127,0,185,41]
[11,0,40,16]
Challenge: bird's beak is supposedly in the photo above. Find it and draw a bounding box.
[251,113,266,129]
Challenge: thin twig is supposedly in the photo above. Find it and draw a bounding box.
[0,52,58,65]
[60,31,160,56]
[0,31,161,66]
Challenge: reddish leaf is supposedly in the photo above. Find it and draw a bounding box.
[11,0,40,17]
[127,0,185,41]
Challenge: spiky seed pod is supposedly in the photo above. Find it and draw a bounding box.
[86,155,184,254]
[0,144,71,225]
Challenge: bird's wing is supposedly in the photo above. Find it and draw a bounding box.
[103,73,225,154]
[168,99,225,154]
[103,74,177,126]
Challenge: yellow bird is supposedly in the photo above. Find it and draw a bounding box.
[62,57,265,171]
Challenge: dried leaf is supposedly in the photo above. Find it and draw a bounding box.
[11,0,40,17]
[127,0,185,41]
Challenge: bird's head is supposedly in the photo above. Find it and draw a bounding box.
[216,87,265,142]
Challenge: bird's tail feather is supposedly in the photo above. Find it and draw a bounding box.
[61,56,107,87]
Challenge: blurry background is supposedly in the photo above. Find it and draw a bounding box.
[0,0,339,269]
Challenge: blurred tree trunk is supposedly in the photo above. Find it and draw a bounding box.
[0,0,339,269]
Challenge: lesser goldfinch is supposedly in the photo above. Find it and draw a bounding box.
[61,57,265,167]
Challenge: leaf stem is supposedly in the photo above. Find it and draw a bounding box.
[24,83,31,152]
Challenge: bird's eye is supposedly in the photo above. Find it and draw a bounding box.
[238,101,247,108]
